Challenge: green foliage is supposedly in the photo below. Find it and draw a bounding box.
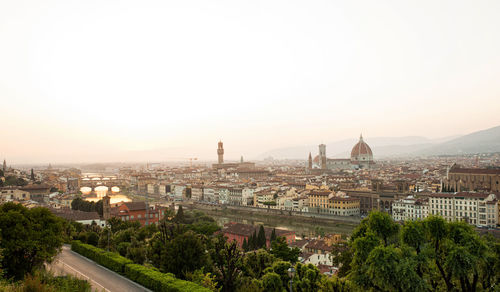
[0,270,92,292]
[210,234,243,292]
[161,230,209,279]
[71,197,103,216]
[186,269,220,292]
[261,272,283,292]
[270,237,300,264]
[293,263,322,292]
[71,240,133,274]
[86,231,99,246]
[241,249,275,280]
[347,211,500,291]
[270,228,277,242]
[126,238,146,264]
[174,205,185,223]
[124,264,210,292]
[3,176,27,187]
[257,225,266,248]
[319,276,353,292]
[0,203,64,280]
[72,240,209,291]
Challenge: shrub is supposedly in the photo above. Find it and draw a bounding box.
[71,241,132,274]
[124,264,209,292]
[72,241,209,291]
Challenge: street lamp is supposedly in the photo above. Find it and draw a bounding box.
[288,267,296,292]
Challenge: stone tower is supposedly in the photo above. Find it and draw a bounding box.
[217,141,224,164]
[308,152,312,169]
[319,144,327,170]
[102,194,111,220]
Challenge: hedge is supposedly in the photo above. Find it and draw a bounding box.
[124,264,209,292]
[71,241,132,275]
[71,241,209,292]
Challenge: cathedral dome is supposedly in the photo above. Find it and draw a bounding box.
[351,134,373,161]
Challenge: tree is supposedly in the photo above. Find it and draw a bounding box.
[257,225,266,249]
[270,228,277,243]
[162,230,208,279]
[175,205,185,223]
[270,237,300,264]
[261,272,283,292]
[210,234,243,292]
[241,249,276,280]
[242,238,248,252]
[86,231,99,246]
[347,211,500,291]
[30,168,35,181]
[0,203,64,280]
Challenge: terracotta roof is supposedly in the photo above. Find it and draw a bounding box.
[123,201,147,211]
[305,239,333,252]
[309,191,332,196]
[351,135,373,158]
[449,167,500,175]
[430,192,491,199]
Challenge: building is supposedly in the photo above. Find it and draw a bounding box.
[308,190,360,216]
[328,196,360,216]
[51,208,106,227]
[111,202,166,226]
[308,191,332,213]
[392,196,429,222]
[350,134,374,169]
[221,222,295,249]
[445,164,500,192]
[21,184,51,203]
[309,134,375,172]
[428,192,498,227]
[212,141,256,170]
[0,187,30,201]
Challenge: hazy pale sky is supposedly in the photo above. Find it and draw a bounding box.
[1,0,500,163]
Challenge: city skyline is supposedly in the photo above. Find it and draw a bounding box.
[2,0,500,163]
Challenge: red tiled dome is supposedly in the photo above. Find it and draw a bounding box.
[351,135,373,158]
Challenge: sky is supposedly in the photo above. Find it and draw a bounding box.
[1,0,500,164]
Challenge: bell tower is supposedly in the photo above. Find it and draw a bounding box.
[217,141,224,164]
[103,194,111,220]
[319,144,327,170]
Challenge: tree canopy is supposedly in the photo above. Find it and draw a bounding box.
[0,203,64,280]
[343,211,500,292]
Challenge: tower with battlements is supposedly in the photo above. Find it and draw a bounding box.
[217,141,224,164]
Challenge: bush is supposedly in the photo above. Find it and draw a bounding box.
[125,264,209,292]
[72,241,209,291]
[71,241,132,274]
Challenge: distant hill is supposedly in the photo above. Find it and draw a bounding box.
[414,125,500,156]
[258,136,459,159]
[257,125,500,159]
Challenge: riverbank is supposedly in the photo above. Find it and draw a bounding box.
[186,202,359,237]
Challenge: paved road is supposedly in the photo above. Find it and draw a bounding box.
[49,245,150,292]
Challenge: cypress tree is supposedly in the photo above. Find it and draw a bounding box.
[252,230,258,250]
[30,169,35,181]
[257,225,266,248]
[242,238,248,252]
[270,228,277,243]
[175,205,185,223]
